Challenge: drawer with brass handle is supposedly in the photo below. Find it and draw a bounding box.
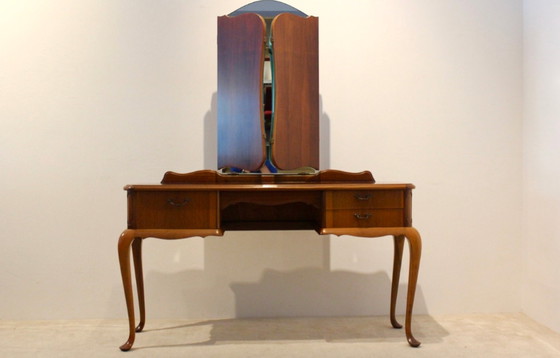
[324,190,404,210]
[128,191,218,229]
[324,209,404,228]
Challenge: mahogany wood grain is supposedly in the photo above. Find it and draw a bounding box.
[161,169,375,185]
[221,202,321,231]
[324,209,404,228]
[126,183,414,192]
[316,170,374,183]
[128,191,218,229]
[217,14,266,171]
[325,190,404,209]
[271,14,319,170]
[220,190,322,208]
[118,174,421,350]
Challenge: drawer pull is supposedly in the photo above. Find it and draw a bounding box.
[354,213,372,220]
[167,198,191,207]
[354,193,372,201]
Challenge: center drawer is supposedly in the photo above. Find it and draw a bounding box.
[128,191,218,229]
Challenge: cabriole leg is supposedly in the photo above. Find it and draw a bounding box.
[132,237,145,333]
[118,230,137,351]
[404,228,422,347]
[390,235,405,329]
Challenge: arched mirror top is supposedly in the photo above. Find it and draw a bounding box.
[228,0,308,18]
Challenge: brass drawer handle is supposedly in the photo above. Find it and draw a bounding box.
[167,198,191,207]
[354,193,372,201]
[354,213,372,220]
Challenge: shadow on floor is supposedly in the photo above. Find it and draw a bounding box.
[134,315,448,350]
[231,268,425,317]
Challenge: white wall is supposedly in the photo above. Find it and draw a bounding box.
[1,0,524,321]
[522,0,560,333]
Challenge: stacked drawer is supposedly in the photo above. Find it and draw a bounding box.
[323,190,405,228]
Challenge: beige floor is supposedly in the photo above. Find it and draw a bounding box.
[2,313,560,357]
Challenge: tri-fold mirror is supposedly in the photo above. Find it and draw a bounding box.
[217,1,319,173]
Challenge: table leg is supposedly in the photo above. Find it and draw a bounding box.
[390,235,405,329]
[404,228,422,347]
[132,237,146,333]
[118,230,137,351]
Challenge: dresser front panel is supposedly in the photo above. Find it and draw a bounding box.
[325,190,404,210]
[324,209,404,228]
[128,191,218,229]
[323,190,405,228]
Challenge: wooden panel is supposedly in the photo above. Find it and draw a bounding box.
[221,202,321,231]
[217,14,266,171]
[161,169,375,185]
[220,190,322,209]
[324,209,404,228]
[130,191,218,229]
[271,14,319,170]
[324,190,404,210]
